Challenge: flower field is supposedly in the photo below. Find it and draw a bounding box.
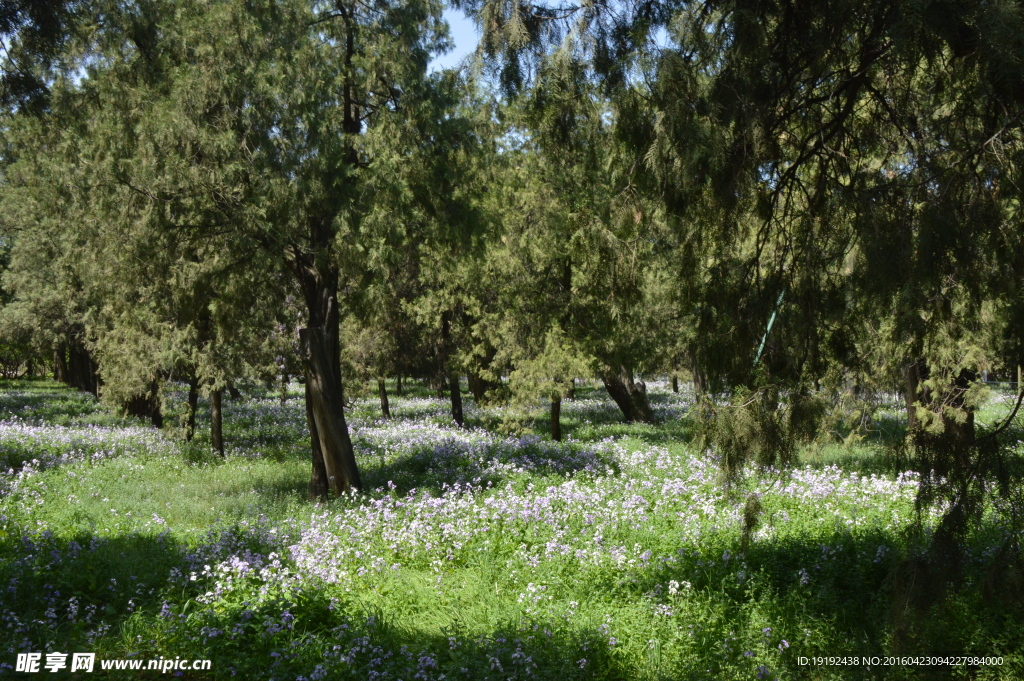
[0,380,1020,679]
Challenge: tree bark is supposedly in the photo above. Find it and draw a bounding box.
[186,377,199,442]
[288,225,363,498]
[125,379,162,428]
[396,374,402,396]
[66,334,99,395]
[672,375,679,393]
[904,360,924,432]
[467,371,485,403]
[449,370,464,427]
[905,361,976,444]
[53,344,68,383]
[690,358,708,396]
[940,368,976,443]
[299,326,362,495]
[211,388,223,455]
[305,380,329,499]
[280,373,289,406]
[467,370,500,404]
[601,365,655,424]
[378,378,390,418]
[149,381,163,428]
[551,392,562,441]
[568,377,576,400]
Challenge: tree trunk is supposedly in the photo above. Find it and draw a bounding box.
[289,234,363,498]
[941,369,976,443]
[467,371,485,403]
[378,378,390,418]
[468,370,500,404]
[551,392,562,441]
[125,379,162,427]
[601,365,655,424]
[690,358,708,395]
[568,377,576,400]
[211,388,224,455]
[280,373,289,406]
[396,374,402,396]
[905,361,976,443]
[904,360,924,432]
[149,381,163,428]
[672,375,679,393]
[449,370,464,427]
[53,343,68,383]
[186,377,199,442]
[305,380,329,499]
[299,326,362,495]
[66,335,99,395]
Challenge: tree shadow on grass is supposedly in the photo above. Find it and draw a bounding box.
[209,433,613,507]
[357,435,614,497]
[0,525,632,680]
[0,380,124,427]
[0,530,187,653]
[600,525,1024,681]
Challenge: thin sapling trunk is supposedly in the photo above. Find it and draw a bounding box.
[211,388,224,456]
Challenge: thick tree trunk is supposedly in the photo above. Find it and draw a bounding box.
[299,327,362,495]
[211,388,223,455]
[186,377,199,442]
[66,335,99,395]
[690,361,708,395]
[378,378,390,418]
[53,344,68,383]
[125,379,162,428]
[305,380,329,499]
[941,369,976,443]
[467,371,485,403]
[551,392,562,441]
[672,375,679,393]
[905,361,976,443]
[601,365,655,424]
[449,370,464,427]
[395,374,402,396]
[289,233,363,498]
[904,360,924,432]
[468,370,501,404]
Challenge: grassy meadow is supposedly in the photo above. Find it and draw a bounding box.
[1,379,1022,679]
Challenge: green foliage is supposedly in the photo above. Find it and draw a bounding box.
[2,0,1024,646]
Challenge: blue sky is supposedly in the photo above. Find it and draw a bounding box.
[429,8,482,72]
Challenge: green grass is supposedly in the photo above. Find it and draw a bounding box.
[1,379,1022,680]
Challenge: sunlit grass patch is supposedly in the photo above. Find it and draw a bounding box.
[1,380,1022,679]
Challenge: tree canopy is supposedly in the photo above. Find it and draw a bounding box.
[2,0,1023,572]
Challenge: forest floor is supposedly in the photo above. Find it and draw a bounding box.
[0,379,1021,679]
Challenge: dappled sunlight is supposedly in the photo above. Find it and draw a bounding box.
[2,381,1022,678]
